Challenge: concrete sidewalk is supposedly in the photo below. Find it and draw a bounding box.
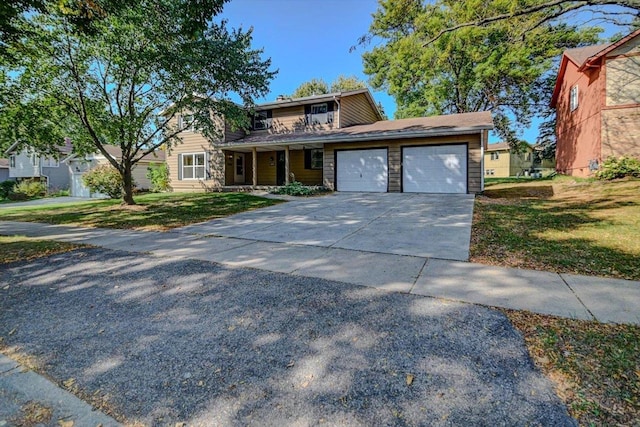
[0,355,121,426]
[1,220,639,325]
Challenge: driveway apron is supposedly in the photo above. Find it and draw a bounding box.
[176,193,475,261]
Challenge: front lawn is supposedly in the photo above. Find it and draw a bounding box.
[0,192,283,231]
[0,235,83,264]
[472,177,640,280]
[506,310,640,426]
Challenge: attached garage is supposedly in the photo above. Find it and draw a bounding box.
[402,144,467,193]
[336,149,388,192]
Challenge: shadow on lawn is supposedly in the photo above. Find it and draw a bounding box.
[472,192,640,280]
[0,249,573,426]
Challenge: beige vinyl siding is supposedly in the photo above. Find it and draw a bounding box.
[166,115,224,191]
[605,55,640,106]
[289,150,323,185]
[340,93,380,127]
[225,121,247,142]
[323,133,482,193]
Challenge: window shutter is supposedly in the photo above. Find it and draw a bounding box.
[205,151,210,179]
[304,105,311,125]
[178,154,183,180]
[304,149,311,169]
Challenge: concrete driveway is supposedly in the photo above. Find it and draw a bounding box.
[177,193,475,261]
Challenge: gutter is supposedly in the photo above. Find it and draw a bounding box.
[218,126,494,149]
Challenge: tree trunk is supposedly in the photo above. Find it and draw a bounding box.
[122,160,136,205]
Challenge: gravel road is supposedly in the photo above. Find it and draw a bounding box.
[0,248,575,426]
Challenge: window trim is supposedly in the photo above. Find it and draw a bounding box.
[9,155,15,168]
[490,152,499,161]
[179,152,207,180]
[179,114,195,132]
[570,85,579,111]
[310,148,323,170]
[253,110,272,130]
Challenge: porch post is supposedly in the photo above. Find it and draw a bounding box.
[284,146,290,185]
[252,147,257,187]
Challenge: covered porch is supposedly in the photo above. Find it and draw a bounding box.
[222,142,324,187]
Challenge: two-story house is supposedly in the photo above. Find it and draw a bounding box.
[551,29,640,177]
[5,141,73,190]
[484,142,555,177]
[167,89,493,194]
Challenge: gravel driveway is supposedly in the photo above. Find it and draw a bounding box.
[0,249,574,426]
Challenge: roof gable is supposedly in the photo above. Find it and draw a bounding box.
[551,29,640,107]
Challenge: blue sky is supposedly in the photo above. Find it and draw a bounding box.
[220,0,633,143]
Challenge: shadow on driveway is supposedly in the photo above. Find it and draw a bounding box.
[0,249,574,426]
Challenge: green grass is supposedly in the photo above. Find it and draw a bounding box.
[0,192,283,231]
[506,310,640,426]
[0,235,84,264]
[471,177,640,280]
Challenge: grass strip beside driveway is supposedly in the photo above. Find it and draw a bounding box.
[0,192,283,231]
[0,236,84,264]
[506,310,640,426]
[471,177,640,280]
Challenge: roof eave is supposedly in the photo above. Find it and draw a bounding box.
[218,126,493,149]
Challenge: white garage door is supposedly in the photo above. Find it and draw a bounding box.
[71,173,91,198]
[337,149,388,192]
[403,145,467,193]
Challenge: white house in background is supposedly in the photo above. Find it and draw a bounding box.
[0,158,10,182]
[4,141,73,190]
[62,145,165,197]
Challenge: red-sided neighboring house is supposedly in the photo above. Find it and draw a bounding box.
[551,29,640,177]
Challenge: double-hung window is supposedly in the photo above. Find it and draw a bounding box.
[179,114,195,132]
[180,153,206,179]
[490,152,499,161]
[9,155,15,168]
[253,110,272,130]
[309,103,328,125]
[570,85,579,111]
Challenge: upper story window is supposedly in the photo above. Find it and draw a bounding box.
[30,153,39,167]
[570,85,579,111]
[9,155,15,168]
[253,110,272,130]
[490,152,499,160]
[306,102,334,126]
[179,114,195,132]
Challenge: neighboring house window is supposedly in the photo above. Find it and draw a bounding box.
[570,85,579,111]
[253,110,272,130]
[485,169,495,176]
[42,156,59,167]
[490,152,499,160]
[525,152,531,161]
[179,114,195,131]
[30,153,39,167]
[304,148,323,170]
[180,153,206,179]
[9,155,15,168]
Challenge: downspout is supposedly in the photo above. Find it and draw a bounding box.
[334,96,341,128]
[480,130,485,192]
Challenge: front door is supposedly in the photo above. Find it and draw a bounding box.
[234,153,245,184]
[276,151,286,185]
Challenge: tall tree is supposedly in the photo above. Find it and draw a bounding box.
[291,78,329,98]
[361,0,601,144]
[1,0,275,204]
[330,75,367,92]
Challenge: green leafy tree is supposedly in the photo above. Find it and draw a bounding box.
[330,75,367,92]
[361,0,601,145]
[1,0,275,204]
[291,78,329,98]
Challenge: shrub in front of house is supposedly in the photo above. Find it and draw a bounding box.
[10,179,46,200]
[271,181,326,197]
[146,163,171,192]
[595,156,640,180]
[0,180,16,200]
[82,164,124,198]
